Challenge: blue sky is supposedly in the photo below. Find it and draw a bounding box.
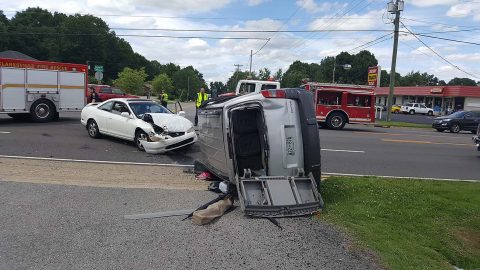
[3,0,480,83]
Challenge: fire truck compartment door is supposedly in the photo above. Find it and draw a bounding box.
[59,71,86,109]
[1,68,26,110]
[236,173,323,217]
[26,69,57,93]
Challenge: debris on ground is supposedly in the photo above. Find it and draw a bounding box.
[192,196,233,225]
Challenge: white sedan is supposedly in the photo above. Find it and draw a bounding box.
[80,98,197,154]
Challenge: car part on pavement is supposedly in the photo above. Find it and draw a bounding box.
[124,209,197,220]
[191,196,233,225]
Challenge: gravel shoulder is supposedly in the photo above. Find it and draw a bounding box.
[0,157,207,190]
[0,157,382,269]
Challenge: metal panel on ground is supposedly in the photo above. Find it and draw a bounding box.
[58,71,85,109]
[26,69,57,93]
[1,68,26,110]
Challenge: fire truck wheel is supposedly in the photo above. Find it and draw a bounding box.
[327,112,346,130]
[30,99,55,122]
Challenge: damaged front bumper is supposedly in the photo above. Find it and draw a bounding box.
[142,131,197,154]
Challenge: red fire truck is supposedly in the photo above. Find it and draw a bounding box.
[0,58,88,122]
[302,82,375,130]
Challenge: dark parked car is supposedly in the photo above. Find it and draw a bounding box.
[432,111,480,133]
[473,125,480,151]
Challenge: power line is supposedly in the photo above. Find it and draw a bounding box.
[348,33,393,53]
[252,6,300,56]
[401,22,480,79]
[0,32,270,40]
[411,33,480,46]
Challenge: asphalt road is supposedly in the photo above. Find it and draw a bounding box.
[0,181,380,270]
[378,112,437,124]
[0,109,478,180]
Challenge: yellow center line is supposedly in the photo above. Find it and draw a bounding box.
[382,139,471,147]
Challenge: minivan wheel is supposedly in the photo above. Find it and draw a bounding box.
[327,112,346,130]
[450,123,460,133]
[409,110,415,115]
[135,130,149,151]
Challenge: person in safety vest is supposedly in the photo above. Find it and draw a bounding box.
[159,90,168,108]
[195,87,208,126]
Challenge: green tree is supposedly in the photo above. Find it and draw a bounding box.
[209,81,228,95]
[258,68,271,80]
[274,68,283,81]
[152,73,174,96]
[226,70,252,91]
[447,77,477,86]
[0,11,9,51]
[113,67,147,95]
[172,66,206,101]
[399,71,439,86]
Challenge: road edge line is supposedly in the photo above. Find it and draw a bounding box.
[322,172,480,183]
[0,155,194,168]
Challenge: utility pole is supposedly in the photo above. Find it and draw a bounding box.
[233,64,243,90]
[386,0,404,122]
[249,50,253,76]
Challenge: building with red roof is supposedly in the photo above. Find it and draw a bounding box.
[374,86,480,113]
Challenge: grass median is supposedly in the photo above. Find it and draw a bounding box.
[319,176,480,270]
[376,120,432,129]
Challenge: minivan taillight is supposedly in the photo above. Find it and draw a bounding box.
[261,89,286,98]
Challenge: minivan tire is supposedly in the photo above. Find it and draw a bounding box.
[326,112,346,130]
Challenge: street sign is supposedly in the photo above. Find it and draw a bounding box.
[94,71,103,81]
[94,65,103,72]
[368,66,381,87]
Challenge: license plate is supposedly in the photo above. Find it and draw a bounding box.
[286,137,295,156]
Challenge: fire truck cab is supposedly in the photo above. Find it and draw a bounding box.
[303,83,375,130]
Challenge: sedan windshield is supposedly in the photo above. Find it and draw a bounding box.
[128,102,171,118]
[447,111,466,118]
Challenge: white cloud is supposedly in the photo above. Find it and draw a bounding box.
[296,0,346,13]
[308,9,385,31]
[410,0,458,7]
[247,0,271,6]
[447,2,480,20]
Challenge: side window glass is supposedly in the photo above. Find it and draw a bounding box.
[414,104,419,108]
[98,101,113,112]
[100,87,112,94]
[112,102,129,115]
[420,105,426,108]
[261,84,277,90]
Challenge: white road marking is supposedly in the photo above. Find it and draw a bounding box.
[1,154,477,183]
[321,149,365,153]
[0,131,11,134]
[322,172,480,183]
[0,155,193,167]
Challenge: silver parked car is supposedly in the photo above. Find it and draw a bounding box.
[195,88,323,217]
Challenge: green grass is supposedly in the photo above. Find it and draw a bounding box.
[377,120,432,129]
[320,177,480,270]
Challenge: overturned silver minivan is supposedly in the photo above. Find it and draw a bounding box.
[195,88,323,217]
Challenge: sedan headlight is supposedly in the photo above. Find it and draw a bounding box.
[187,126,195,133]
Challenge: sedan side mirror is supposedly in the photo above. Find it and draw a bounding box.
[177,111,186,117]
[121,112,131,118]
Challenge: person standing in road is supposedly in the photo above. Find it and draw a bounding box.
[159,90,168,108]
[195,87,208,126]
